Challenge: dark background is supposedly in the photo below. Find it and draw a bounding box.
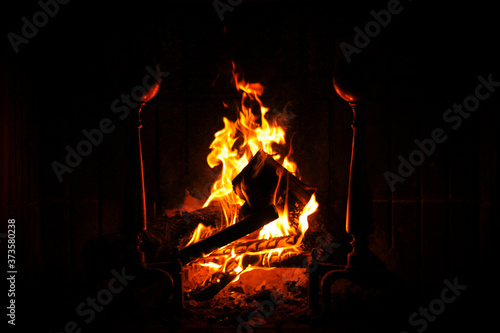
[2,0,499,331]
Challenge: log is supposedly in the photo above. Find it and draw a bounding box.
[177,203,223,230]
[191,271,236,301]
[179,205,279,264]
[189,251,307,301]
[232,150,315,211]
[201,235,299,258]
[189,255,261,301]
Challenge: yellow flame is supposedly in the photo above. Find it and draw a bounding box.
[297,194,318,243]
[200,262,222,269]
[185,223,214,247]
[184,62,317,285]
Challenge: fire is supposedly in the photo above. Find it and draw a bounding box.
[203,63,296,213]
[183,62,318,288]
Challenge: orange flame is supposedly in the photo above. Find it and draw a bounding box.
[184,62,318,285]
[203,63,294,217]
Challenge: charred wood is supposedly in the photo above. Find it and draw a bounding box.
[200,234,300,259]
[189,256,260,301]
[179,205,279,264]
[232,150,315,212]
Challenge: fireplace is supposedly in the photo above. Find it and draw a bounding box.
[144,62,344,317]
[125,60,326,317]
[3,0,498,332]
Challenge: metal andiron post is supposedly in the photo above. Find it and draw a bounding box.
[333,59,379,270]
[122,68,160,268]
[81,61,173,323]
[317,56,399,318]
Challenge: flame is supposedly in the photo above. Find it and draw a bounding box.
[185,223,214,247]
[297,193,318,242]
[203,63,293,216]
[200,262,222,269]
[183,62,318,287]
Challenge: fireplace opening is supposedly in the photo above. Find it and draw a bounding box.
[145,62,349,325]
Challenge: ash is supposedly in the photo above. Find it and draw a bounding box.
[183,268,310,327]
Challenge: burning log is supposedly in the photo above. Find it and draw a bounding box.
[232,150,315,211]
[179,205,279,264]
[201,235,300,258]
[189,255,261,301]
[179,203,224,229]
[190,271,236,302]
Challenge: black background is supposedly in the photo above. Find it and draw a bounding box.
[2,0,499,332]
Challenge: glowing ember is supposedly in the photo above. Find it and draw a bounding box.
[183,62,318,291]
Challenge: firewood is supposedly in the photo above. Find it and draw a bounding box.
[189,255,261,301]
[201,234,299,258]
[232,150,315,211]
[190,271,236,301]
[179,205,279,264]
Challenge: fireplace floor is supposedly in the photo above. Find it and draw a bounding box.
[181,267,310,328]
[132,202,357,332]
[84,262,403,333]
[102,309,386,333]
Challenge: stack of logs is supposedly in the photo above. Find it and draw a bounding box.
[180,150,315,261]
[144,150,346,302]
[176,150,323,301]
